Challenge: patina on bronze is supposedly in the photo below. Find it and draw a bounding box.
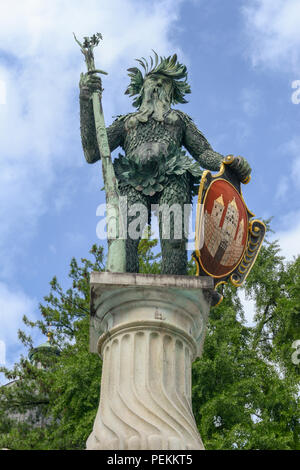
[77,44,252,275]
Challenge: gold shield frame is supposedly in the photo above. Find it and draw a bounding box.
[193,156,266,305]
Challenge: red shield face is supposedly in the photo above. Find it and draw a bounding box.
[196,179,248,278]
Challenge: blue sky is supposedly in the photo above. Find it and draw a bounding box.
[0,0,300,379]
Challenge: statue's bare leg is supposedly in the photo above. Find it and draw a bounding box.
[119,185,149,273]
[158,175,192,275]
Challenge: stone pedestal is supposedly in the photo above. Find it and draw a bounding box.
[86,272,213,450]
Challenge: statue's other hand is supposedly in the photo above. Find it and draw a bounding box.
[236,156,252,183]
[79,72,103,100]
[224,155,252,184]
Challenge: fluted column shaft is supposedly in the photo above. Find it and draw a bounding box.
[86,272,212,450]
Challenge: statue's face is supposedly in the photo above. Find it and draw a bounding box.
[134,74,173,121]
[142,75,173,104]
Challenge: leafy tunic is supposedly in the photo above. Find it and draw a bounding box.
[80,98,223,196]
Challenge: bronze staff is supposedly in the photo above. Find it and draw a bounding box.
[74,32,126,273]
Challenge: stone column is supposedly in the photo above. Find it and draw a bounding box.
[86,272,213,450]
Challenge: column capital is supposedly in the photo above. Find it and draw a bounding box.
[90,272,213,359]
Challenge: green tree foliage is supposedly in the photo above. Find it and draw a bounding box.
[0,245,105,449]
[0,238,299,450]
[192,239,300,449]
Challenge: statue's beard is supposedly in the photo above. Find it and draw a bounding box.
[136,85,171,123]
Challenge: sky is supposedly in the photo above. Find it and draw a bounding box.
[0,0,300,379]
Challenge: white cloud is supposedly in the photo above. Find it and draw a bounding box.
[291,156,300,188]
[0,0,184,277]
[286,139,300,190]
[0,282,36,348]
[271,212,300,261]
[0,340,5,365]
[239,289,256,326]
[0,282,44,384]
[238,212,300,323]
[240,87,262,117]
[242,0,300,71]
[0,79,6,105]
[276,176,289,200]
[275,136,300,199]
[241,2,300,259]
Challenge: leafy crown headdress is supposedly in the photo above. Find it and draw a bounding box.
[125,51,191,108]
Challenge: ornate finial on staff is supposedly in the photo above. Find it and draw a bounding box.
[74,33,126,273]
[73,32,108,76]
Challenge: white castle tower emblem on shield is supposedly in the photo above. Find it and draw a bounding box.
[204,195,245,267]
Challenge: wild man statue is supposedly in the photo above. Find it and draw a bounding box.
[79,52,251,275]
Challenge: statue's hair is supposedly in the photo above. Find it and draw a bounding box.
[125,51,191,108]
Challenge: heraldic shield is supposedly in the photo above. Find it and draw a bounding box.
[193,155,266,305]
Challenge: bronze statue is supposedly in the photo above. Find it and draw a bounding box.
[78,45,251,274]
